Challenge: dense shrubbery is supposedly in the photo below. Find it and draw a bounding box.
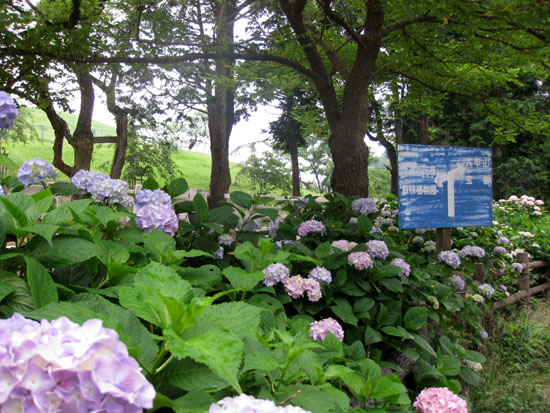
[0,152,548,412]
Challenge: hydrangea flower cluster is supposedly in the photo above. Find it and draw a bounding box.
[136,203,179,236]
[218,232,236,246]
[412,236,424,245]
[0,91,18,130]
[0,313,155,412]
[347,251,373,271]
[459,246,485,259]
[297,219,326,237]
[493,246,507,255]
[511,262,523,273]
[438,251,461,269]
[477,283,495,297]
[463,360,483,372]
[370,225,383,234]
[412,387,467,413]
[351,197,377,215]
[308,266,332,284]
[366,240,389,259]
[422,241,436,254]
[71,170,133,207]
[309,318,344,343]
[331,240,357,252]
[448,274,465,291]
[135,188,171,211]
[391,258,411,277]
[269,218,282,238]
[263,263,291,286]
[17,158,58,187]
[284,276,322,301]
[209,394,310,412]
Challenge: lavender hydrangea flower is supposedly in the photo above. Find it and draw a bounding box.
[438,251,461,269]
[269,218,282,238]
[511,262,523,273]
[351,197,377,215]
[218,232,236,246]
[391,258,411,277]
[370,225,383,234]
[71,169,106,193]
[284,276,322,301]
[478,283,495,297]
[17,158,58,187]
[459,246,486,259]
[302,278,322,301]
[263,263,291,286]
[135,188,171,211]
[366,240,389,259]
[493,246,507,255]
[480,330,489,340]
[348,251,373,271]
[214,246,224,260]
[0,91,18,130]
[297,219,326,237]
[209,394,310,412]
[413,387,467,413]
[449,274,465,291]
[309,318,344,343]
[135,203,179,236]
[330,240,357,252]
[71,170,131,205]
[308,266,332,284]
[0,313,155,412]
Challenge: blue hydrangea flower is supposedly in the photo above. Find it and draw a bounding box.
[351,197,377,215]
[17,158,58,187]
[135,203,179,236]
[438,251,461,269]
[135,188,171,211]
[308,266,332,284]
[449,274,465,291]
[0,91,18,130]
[297,219,326,237]
[262,263,290,286]
[478,283,495,297]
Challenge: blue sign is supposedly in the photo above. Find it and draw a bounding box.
[398,144,492,229]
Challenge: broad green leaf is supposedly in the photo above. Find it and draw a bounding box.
[18,223,59,246]
[0,196,28,227]
[96,240,130,265]
[254,207,278,221]
[230,191,253,209]
[414,359,445,381]
[24,256,58,308]
[142,178,159,190]
[376,303,389,327]
[243,352,282,372]
[318,383,350,411]
[25,196,54,225]
[463,349,486,363]
[160,358,230,392]
[193,193,209,221]
[460,365,480,386]
[0,271,35,312]
[330,298,358,326]
[315,242,332,259]
[206,206,235,224]
[90,206,131,227]
[135,262,194,303]
[142,229,177,262]
[0,282,16,303]
[378,264,405,277]
[346,340,366,361]
[179,265,222,287]
[49,182,80,196]
[173,391,215,413]
[404,307,428,330]
[222,266,264,290]
[362,359,382,383]
[278,384,338,413]
[41,199,93,225]
[29,235,101,267]
[365,326,383,345]
[412,334,437,358]
[174,249,213,260]
[164,178,189,198]
[372,374,407,398]
[323,365,355,379]
[354,297,375,313]
[379,277,403,292]
[382,326,414,340]
[166,329,243,392]
[436,354,461,376]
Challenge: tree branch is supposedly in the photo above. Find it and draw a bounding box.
[381,15,440,36]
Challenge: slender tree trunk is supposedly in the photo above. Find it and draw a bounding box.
[72,71,95,172]
[208,0,236,208]
[110,112,128,178]
[289,130,301,196]
[419,115,430,144]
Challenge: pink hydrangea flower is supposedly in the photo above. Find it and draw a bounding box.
[348,251,373,270]
[391,258,411,277]
[308,266,332,284]
[284,276,322,301]
[413,387,467,413]
[309,318,344,342]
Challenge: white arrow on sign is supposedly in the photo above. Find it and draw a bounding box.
[434,164,466,217]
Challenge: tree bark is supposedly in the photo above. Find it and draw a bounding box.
[289,129,301,196]
[110,112,128,179]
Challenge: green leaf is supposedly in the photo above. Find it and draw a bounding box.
[357,214,373,235]
[436,354,461,376]
[24,256,58,308]
[90,207,131,227]
[96,240,130,265]
[0,282,16,304]
[18,223,60,246]
[414,359,445,381]
[372,374,407,398]
[330,298,358,326]
[160,358,230,392]
[404,307,428,330]
[230,191,253,209]
[222,266,264,290]
[173,391,215,413]
[193,193,209,221]
[164,178,189,198]
[41,199,93,225]
[379,277,403,293]
[463,350,486,363]
[365,326,383,345]
[412,334,437,358]
[460,365,480,386]
[278,384,338,413]
[254,207,278,221]
[25,196,54,225]
[0,196,28,227]
[166,329,243,392]
[315,242,332,259]
[142,178,159,190]
[381,326,414,340]
[0,271,35,313]
[207,206,234,224]
[243,352,282,372]
[49,182,80,196]
[376,303,389,328]
[179,265,222,287]
[29,235,101,267]
[347,341,366,361]
[378,264,405,277]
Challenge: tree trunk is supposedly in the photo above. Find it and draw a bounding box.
[110,112,128,179]
[289,130,301,196]
[207,0,236,208]
[419,115,430,144]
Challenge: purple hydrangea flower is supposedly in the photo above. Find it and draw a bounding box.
[351,197,377,215]
[330,240,357,252]
[302,278,322,302]
[71,170,130,205]
[135,203,179,236]
[269,218,282,238]
[449,274,465,291]
[308,266,332,284]
[0,91,18,130]
[459,246,486,259]
[214,246,224,260]
[366,240,389,259]
[499,237,511,245]
[348,251,373,271]
[17,158,58,187]
[218,232,236,246]
[370,226,383,234]
[71,170,106,193]
[309,318,344,343]
[263,263,291,286]
[438,251,461,269]
[284,276,322,301]
[0,313,155,412]
[511,262,523,273]
[391,258,411,277]
[478,283,495,297]
[413,387,467,413]
[493,246,507,255]
[209,394,310,412]
[297,219,326,237]
[135,189,171,211]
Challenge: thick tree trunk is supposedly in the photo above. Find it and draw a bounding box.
[207,0,236,208]
[72,71,95,172]
[289,130,301,196]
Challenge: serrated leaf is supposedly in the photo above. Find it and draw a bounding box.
[436,354,461,376]
[379,277,403,292]
[230,191,253,209]
[41,199,93,225]
[0,196,28,227]
[166,329,243,392]
[243,352,282,372]
[347,341,366,361]
[173,391,215,413]
[315,242,332,259]
[96,240,130,265]
[24,256,58,308]
[463,349,486,363]
[365,326,382,345]
[412,334,437,358]
[460,365,480,386]
[330,298,358,326]
[164,178,189,198]
[49,182,80,196]
[0,271,35,313]
[278,384,338,413]
[372,374,407,398]
[382,326,414,340]
[404,307,428,330]
[222,266,264,290]
[180,265,222,287]
[25,196,54,225]
[29,235,101,267]
[0,282,16,303]
[207,206,235,224]
[193,193,209,222]
[160,358,230,392]
[18,224,60,246]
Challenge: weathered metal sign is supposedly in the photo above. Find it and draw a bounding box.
[398,144,493,229]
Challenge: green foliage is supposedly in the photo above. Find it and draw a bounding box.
[235,149,292,195]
